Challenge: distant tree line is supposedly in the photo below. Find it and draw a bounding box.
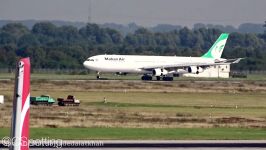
[0,22,266,71]
[1,20,265,34]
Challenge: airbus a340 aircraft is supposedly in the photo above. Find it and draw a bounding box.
[83,33,242,81]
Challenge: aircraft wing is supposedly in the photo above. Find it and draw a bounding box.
[222,58,244,64]
[140,58,243,70]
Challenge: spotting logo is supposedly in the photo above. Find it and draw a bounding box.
[1,136,63,148]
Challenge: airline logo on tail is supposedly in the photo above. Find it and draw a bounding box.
[202,33,229,59]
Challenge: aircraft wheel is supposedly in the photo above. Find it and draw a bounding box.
[96,75,100,79]
[141,75,152,80]
[156,76,161,81]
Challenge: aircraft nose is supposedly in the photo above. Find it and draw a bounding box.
[83,61,90,68]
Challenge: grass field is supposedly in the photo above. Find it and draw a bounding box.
[1,87,266,129]
[1,73,266,139]
[1,127,266,140]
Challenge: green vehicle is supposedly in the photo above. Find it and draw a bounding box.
[30,95,55,106]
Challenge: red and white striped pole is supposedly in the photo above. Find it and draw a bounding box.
[10,58,30,150]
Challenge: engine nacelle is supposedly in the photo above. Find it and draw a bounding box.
[152,68,168,76]
[187,66,204,74]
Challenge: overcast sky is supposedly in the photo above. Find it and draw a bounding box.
[0,0,265,27]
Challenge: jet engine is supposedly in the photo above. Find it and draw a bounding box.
[152,68,168,76]
[187,66,203,74]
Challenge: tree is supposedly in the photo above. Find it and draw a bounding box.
[1,21,266,71]
[57,25,80,43]
[32,22,57,37]
[18,34,39,48]
[0,32,16,45]
[1,23,29,38]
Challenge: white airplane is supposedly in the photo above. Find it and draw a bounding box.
[83,33,242,81]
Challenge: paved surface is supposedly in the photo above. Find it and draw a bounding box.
[24,147,265,150]
[1,140,266,149]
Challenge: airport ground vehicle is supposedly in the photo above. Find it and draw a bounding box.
[30,95,55,105]
[57,95,80,106]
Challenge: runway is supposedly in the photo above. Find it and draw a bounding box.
[1,140,266,149]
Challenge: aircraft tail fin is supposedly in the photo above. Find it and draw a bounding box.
[202,33,229,59]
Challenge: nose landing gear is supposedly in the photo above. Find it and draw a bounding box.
[96,72,101,79]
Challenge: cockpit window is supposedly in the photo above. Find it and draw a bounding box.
[87,58,94,61]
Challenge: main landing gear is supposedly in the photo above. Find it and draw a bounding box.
[96,71,101,79]
[156,76,161,81]
[141,75,152,80]
[141,75,173,81]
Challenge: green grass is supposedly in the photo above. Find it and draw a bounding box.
[81,102,266,120]
[28,91,266,118]
[247,74,266,80]
[50,91,266,108]
[1,76,266,139]
[1,128,266,140]
[88,101,266,109]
